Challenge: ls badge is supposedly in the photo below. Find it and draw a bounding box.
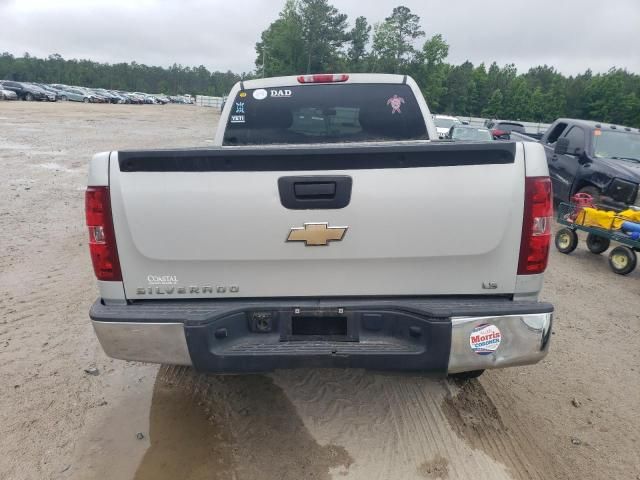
[287,222,348,246]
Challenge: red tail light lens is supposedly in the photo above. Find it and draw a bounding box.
[518,176,552,275]
[297,74,349,83]
[85,186,122,281]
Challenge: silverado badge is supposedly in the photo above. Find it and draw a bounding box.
[287,222,348,246]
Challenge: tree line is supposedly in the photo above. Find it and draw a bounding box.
[0,52,240,97]
[256,0,640,127]
[1,1,639,127]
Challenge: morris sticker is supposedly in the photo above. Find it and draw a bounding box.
[469,323,501,355]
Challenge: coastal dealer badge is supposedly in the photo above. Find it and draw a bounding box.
[469,323,502,355]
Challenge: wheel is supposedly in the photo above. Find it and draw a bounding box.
[60,95,67,101]
[577,185,601,205]
[83,97,89,103]
[25,93,34,101]
[555,228,578,254]
[586,233,610,254]
[449,370,484,381]
[608,246,637,275]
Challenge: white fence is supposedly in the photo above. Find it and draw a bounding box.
[196,95,224,109]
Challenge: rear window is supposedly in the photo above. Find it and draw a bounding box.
[496,122,525,133]
[223,83,428,145]
[451,127,493,142]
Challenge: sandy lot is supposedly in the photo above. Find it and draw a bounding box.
[1,101,639,480]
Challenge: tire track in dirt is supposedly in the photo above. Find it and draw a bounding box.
[0,103,221,479]
[272,369,519,479]
[134,366,354,480]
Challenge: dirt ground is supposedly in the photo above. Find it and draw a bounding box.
[1,101,639,480]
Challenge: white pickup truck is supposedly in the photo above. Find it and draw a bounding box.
[87,73,553,378]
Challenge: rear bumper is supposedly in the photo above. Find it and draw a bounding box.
[90,297,553,375]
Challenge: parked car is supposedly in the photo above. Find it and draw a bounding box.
[87,73,553,379]
[91,88,120,104]
[0,80,49,101]
[0,83,18,100]
[486,120,526,140]
[35,83,63,99]
[133,92,156,104]
[153,94,170,104]
[448,125,494,142]
[127,92,146,104]
[433,115,462,139]
[516,118,640,208]
[33,85,57,102]
[108,90,131,104]
[57,87,97,103]
[31,83,66,101]
[82,89,109,103]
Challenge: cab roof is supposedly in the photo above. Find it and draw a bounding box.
[240,73,407,90]
[555,118,640,133]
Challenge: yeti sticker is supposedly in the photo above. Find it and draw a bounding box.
[386,95,405,114]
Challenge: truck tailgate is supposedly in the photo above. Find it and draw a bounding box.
[109,142,525,299]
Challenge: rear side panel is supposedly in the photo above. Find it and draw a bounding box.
[109,142,525,299]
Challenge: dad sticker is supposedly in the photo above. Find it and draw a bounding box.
[253,88,267,100]
[270,89,292,98]
[469,323,501,355]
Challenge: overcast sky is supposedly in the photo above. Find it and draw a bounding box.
[1,0,638,76]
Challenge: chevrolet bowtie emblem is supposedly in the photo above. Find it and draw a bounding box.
[287,222,348,246]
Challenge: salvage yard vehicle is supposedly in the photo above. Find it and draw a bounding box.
[514,118,640,208]
[0,80,49,101]
[0,84,18,100]
[448,125,493,141]
[433,114,462,139]
[486,120,527,140]
[87,73,553,378]
[93,88,122,104]
[133,92,156,104]
[57,87,95,103]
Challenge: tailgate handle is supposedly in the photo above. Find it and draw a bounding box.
[294,182,336,198]
[278,176,352,210]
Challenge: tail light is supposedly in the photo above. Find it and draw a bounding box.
[518,176,553,275]
[492,129,506,138]
[85,186,122,281]
[297,74,349,83]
